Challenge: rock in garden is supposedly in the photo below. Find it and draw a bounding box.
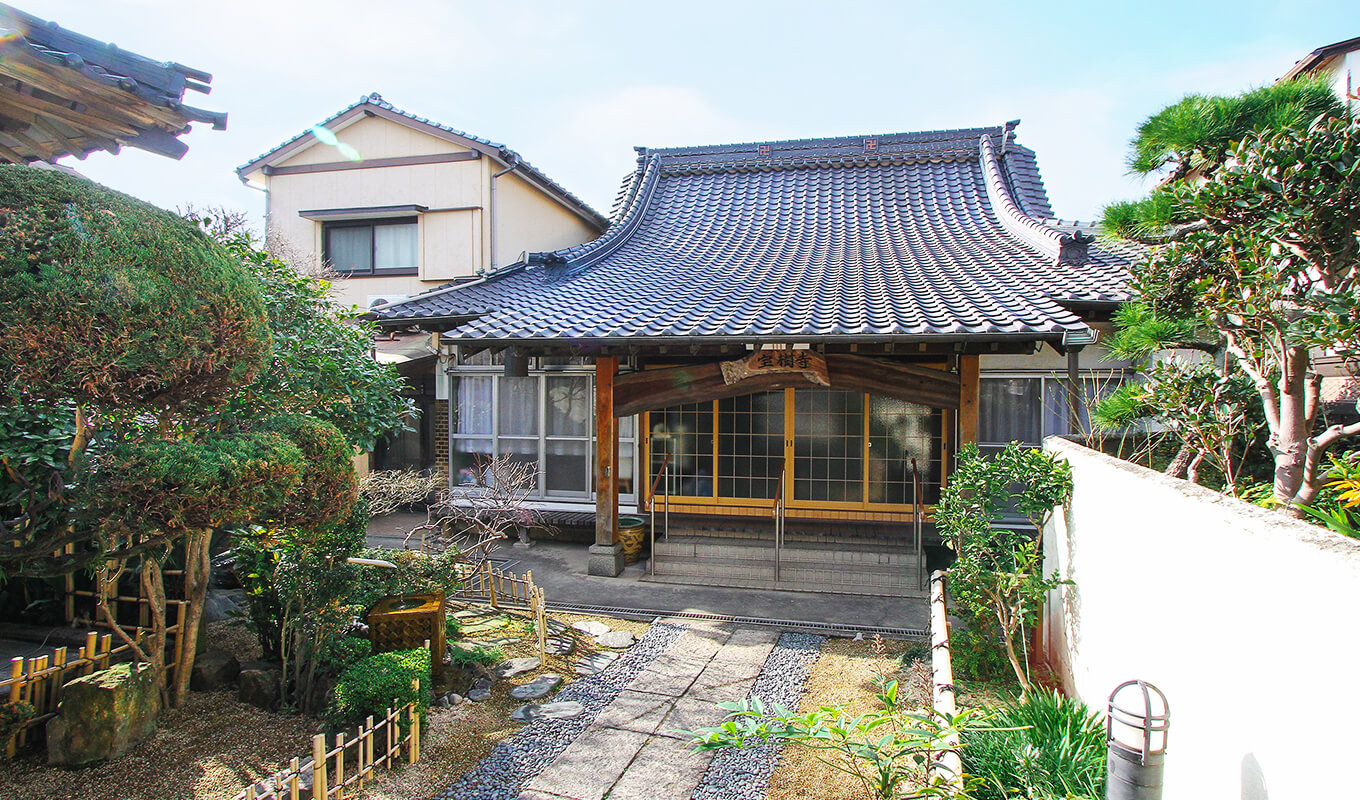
[495,656,541,678]
[570,620,611,637]
[47,662,161,765]
[204,587,247,622]
[190,648,240,691]
[237,668,282,711]
[445,692,465,705]
[510,700,584,722]
[546,619,568,634]
[510,674,562,700]
[468,678,494,702]
[574,652,619,676]
[544,636,575,656]
[595,630,636,649]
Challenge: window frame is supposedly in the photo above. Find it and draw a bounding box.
[321,217,419,277]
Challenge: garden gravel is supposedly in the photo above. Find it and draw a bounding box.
[432,621,685,800]
[691,632,825,800]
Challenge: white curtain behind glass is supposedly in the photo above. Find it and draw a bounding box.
[374,223,417,271]
[456,376,492,435]
[327,226,371,272]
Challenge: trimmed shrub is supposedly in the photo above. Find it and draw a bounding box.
[80,433,305,537]
[326,647,431,731]
[258,414,358,529]
[0,165,270,409]
[962,689,1106,800]
[447,643,503,669]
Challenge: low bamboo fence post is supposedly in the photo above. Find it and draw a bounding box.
[288,756,300,800]
[311,734,328,800]
[486,560,498,609]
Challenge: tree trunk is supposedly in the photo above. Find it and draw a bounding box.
[1163,442,1194,478]
[1272,347,1313,507]
[140,558,170,708]
[172,530,212,706]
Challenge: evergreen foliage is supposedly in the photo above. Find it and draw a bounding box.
[257,414,358,529]
[326,647,431,732]
[936,443,1072,694]
[0,167,270,409]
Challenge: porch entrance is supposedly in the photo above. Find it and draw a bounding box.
[644,388,946,517]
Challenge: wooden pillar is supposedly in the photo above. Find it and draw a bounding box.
[589,356,625,576]
[958,354,979,446]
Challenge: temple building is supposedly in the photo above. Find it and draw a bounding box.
[371,123,1141,592]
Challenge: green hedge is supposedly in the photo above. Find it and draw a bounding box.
[325,647,431,731]
[0,165,270,409]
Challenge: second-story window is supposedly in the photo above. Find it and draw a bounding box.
[323,218,418,276]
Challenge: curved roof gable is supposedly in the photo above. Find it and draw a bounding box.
[374,123,1136,345]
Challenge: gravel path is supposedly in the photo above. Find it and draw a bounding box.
[691,632,825,800]
[432,621,685,800]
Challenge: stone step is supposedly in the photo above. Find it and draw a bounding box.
[640,570,925,598]
[649,555,921,593]
[661,525,917,547]
[653,537,917,566]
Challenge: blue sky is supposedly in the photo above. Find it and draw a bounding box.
[22,0,1354,229]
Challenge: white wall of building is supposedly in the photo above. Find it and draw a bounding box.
[1040,437,1360,800]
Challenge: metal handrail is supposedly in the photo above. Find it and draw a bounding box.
[646,453,674,504]
[912,458,926,591]
[773,457,788,584]
[648,454,673,577]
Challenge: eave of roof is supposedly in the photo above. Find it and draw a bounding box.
[0,3,225,162]
[235,93,608,231]
[1280,35,1360,82]
[371,123,1138,344]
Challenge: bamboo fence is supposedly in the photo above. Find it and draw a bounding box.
[451,560,548,659]
[1,599,187,757]
[234,689,423,800]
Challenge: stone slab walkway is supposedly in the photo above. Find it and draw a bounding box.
[518,620,780,800]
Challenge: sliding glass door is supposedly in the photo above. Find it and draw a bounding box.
[645,388,945,512]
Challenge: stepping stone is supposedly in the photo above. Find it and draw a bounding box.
[511,700,584,722]
[461,617,510,634]
[571,620,611,637]
[546,619,568,634]
[510,673,562,700]
[596,630,636,649]
[468,678,493,702]
[575,652,619,676]
[496,657,541,678]
[545,636,575,656]
[463,636,518,648]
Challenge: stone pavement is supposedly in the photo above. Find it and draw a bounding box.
[517,620,778,800]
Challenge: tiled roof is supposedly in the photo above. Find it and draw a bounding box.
[373,124,1137,344]
[236,93,607,229]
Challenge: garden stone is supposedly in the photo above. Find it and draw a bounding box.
[596,630,636,649]
[510,673,562,700]
[544,635,575,656]
[190,648,240,691]
[444,692,465,706]
[468,677,494,702]
[510,700,584,722]
[204,587,247,622]
[574,651,619,676]
[546,619,568,634]
[47,662,160,765]
[495,656,541,678]
[237,668,282,711]
[570,620,611,637]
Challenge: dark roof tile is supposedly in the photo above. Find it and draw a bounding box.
[374,124,1139,343]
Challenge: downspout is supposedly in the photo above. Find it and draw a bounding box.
[489,152,519,270]
[1067,345,1084,434]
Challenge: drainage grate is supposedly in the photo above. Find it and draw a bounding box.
[542,600,928,639]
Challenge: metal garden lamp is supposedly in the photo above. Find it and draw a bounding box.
[1106,679,1169,800]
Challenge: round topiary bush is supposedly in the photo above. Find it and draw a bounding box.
[0,166,270,409]
[81,432,306,539]
[260,414,359,529]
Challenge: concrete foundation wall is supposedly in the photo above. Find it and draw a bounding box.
[1040,437,1360,800]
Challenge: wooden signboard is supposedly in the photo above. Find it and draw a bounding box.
[720,349,831,386]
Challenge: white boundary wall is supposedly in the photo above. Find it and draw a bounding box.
[1040,437,1360,800]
